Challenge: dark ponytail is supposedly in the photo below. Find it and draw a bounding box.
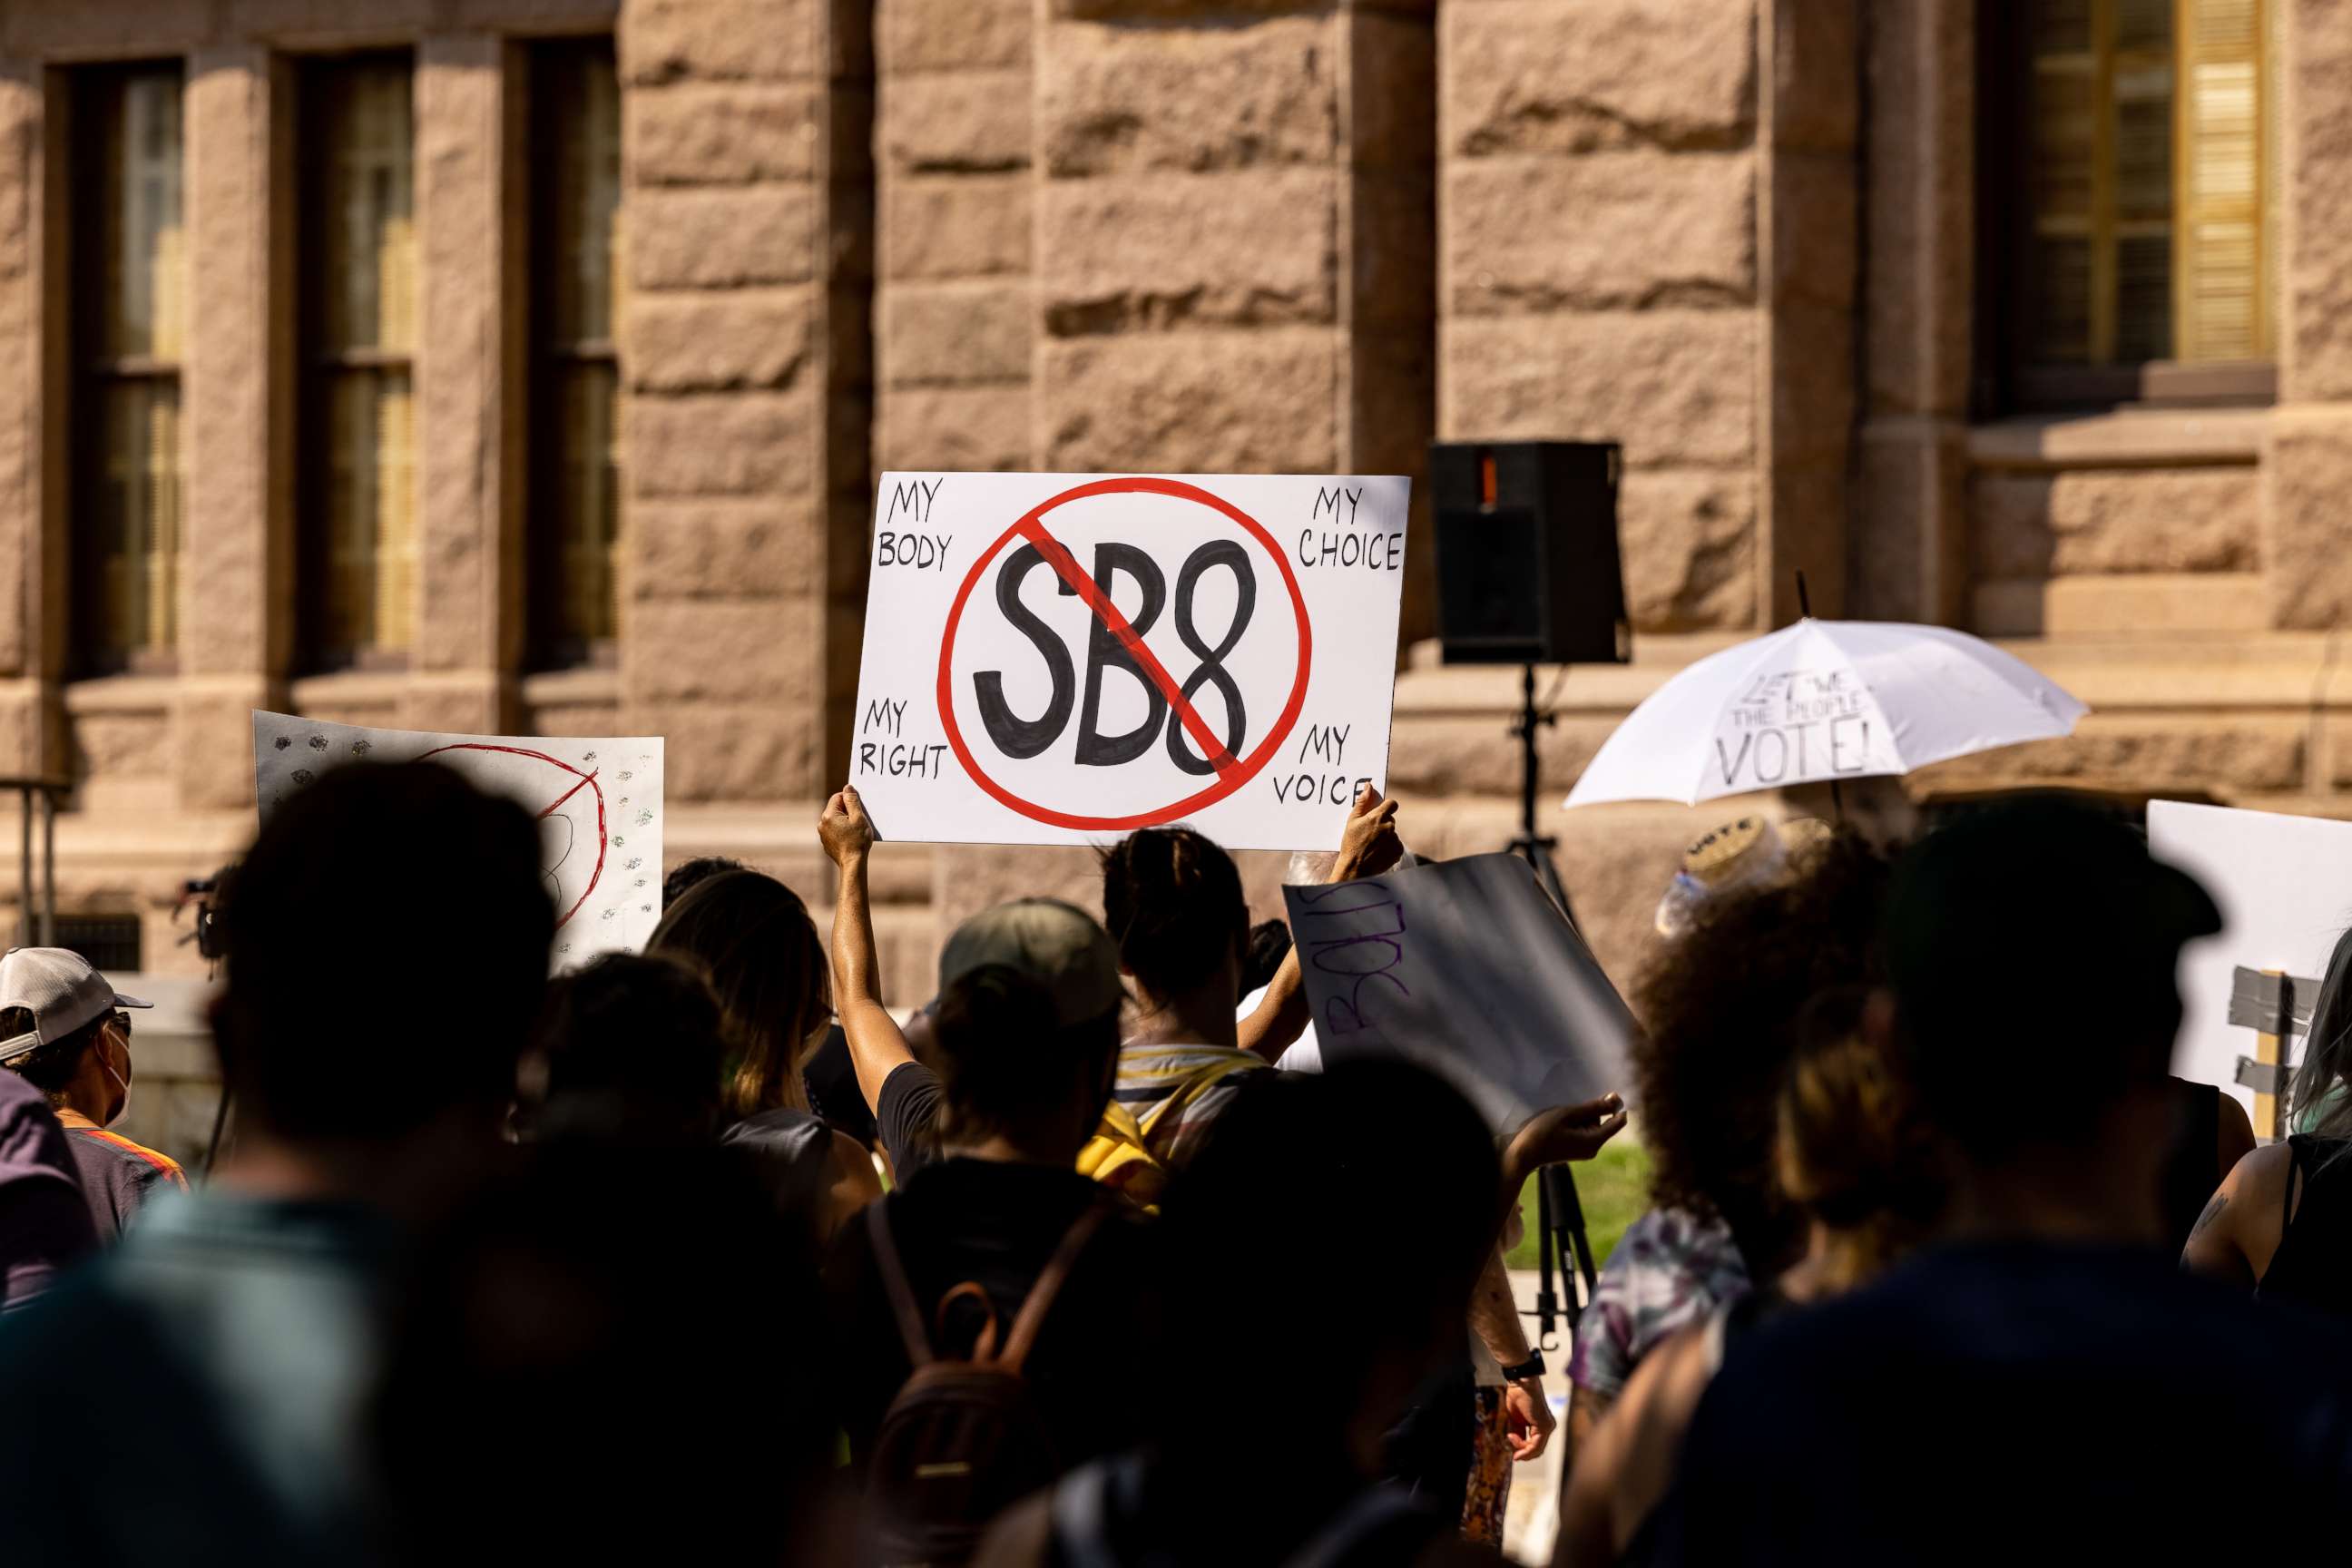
[1099,827,1249,1004]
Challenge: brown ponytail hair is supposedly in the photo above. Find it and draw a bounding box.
[1774,987,1944,1288]
[1099,827,1249,1004]
[647,868,828,1119]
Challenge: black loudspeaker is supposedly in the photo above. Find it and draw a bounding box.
[1431,441,1630,665]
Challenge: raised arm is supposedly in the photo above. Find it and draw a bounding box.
[819,786,916,1114]
[1238,784,1402,1062]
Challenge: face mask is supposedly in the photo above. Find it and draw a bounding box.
[101,1040,131,1126]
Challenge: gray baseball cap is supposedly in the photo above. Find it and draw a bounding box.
[0,947,152,1064]
[938,899,1123,1027]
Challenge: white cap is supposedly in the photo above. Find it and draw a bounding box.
[0,948,152,1064]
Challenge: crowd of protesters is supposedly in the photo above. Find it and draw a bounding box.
[0,757,2350,1565]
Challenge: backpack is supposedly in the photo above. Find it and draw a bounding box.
[861,1198,1110,1568]
[1075,1055,1262,1210]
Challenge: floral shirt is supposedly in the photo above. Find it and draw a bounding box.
[1568,1206,1750,1398]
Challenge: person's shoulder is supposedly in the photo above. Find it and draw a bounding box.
[69,1125,186,1190]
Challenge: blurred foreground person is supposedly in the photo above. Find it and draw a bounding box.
[525,950,730,1145]
[0,1064,95,1307]
[372,1144,845,1563]
[1557,991,1940,1565]
[827,905,1150,1564]
[1568,826,1888,1455]
[649,866,880,1240]
[975,1062,1504,1568]
[0,761,554,1566]
[0,947,176,1237]
[1661,798,2352,1566]
[2183,923,2352,1311]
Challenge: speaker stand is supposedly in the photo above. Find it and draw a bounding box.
[1506,661,1601,1339]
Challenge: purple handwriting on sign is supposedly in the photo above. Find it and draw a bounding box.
[1292,879,1412,1036]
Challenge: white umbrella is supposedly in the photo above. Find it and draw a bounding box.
[1565,618,2088,808]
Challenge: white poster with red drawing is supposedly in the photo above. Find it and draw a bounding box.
[252,711,664,967]
[848,471,1411,850]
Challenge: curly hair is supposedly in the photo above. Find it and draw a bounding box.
[1631,828,1893,1277]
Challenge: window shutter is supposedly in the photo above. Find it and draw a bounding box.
[2176,0,2268,360]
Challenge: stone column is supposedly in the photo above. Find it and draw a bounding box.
[0,62,47,772]
[1853,0,1973,625]
[1757,0,1857,624]
[407,34,522,735]
[179,46,289,808]
[2267,0,2352,629]
[619,0,872,799]
[1439,0,1761,636]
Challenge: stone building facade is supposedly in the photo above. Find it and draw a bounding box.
[0,0,2347,1152]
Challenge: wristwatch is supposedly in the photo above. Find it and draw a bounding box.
[1500,1350,1546,1383]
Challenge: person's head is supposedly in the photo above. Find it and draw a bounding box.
[2291,924,2352,1138]
[1156,1062,1496,1475]
[1774,988,1943,1292]
[647,868,828,1120]
[1634,826,1892,1276]
[1242,919,1293,997]
[929,899,1124,1160]
[373,1143,841,1563]
[0,948,153,1127]
[1884,796,2218,1189]
[1100,827,1249,1011]
[527,952,729,1144]
[662,855,746,911]
[216,761,550,1150]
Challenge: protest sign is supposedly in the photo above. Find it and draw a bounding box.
[849,471,1410,850]
[253,712,665,965]
[2148,799,2352,1113]
[1279,853,1634,1134]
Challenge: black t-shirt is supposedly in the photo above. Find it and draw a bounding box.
[802,1025,879,1149]
[826,1156,1158,1474]
[1659,1240,2352,1566]
[877,1061,945,1181]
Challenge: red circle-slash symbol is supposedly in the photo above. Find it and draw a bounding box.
[936,475,1313,832]
[417,743,609,929]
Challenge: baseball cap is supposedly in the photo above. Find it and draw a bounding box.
[0,947,153,1065]
[938,899,1123,1028]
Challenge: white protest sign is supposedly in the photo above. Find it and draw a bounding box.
[1280,853,1635,1133]
[253,712,665,966]
[849,471,1410,849]
[2148,799,2352,1113]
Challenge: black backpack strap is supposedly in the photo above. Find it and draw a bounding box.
[997,1202,1113,1374]
[867,1200,936,1367]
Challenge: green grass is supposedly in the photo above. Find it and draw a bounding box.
[1503,1138,1651,1272]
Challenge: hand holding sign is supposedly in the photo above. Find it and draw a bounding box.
[821,785,878,867]
[851,471,1410,849]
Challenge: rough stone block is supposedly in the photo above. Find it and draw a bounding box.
[628,598,819,704]
[173,683,272,811]
[627,701,821,799]
[1384,715,1622,799]
[1039,15,1337,178]
[627,83,820,185]
[1906,715,2308,796]
[627,388,818,497]
[877,385,1034,472]
[1049,0,1326,17]
[2284,0,2352,400]
[1444,310,1758,467]
[623,0,824,84]
[70,710,171,781]
[630,186,817,289]
[1042,329,1339,472]
[2266,411,2352,629]
[1622,470,1759,632]
[1972,467,2259,580]
[1041,169,1339,334]
[877,0,1030,74]
[880,70,1031,174]
[883,173,1031,279]
[880,282,1033,386]
[1446,152,1754,315]
[631,499,814,599]
[1444,0,1757,157]
[629,289,815,392]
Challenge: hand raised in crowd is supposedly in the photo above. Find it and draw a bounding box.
[1502,1092,1629,1194]
[1332,783,1403,881]
[820,785,877,867]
